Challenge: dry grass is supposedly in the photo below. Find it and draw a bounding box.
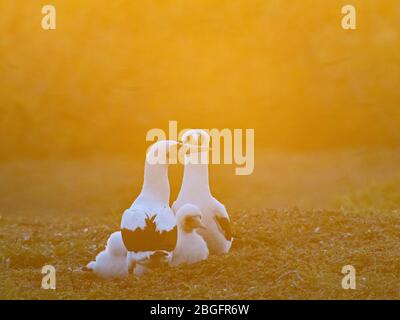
[0,149,399,299]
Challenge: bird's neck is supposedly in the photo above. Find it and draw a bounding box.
[177,227,197,243]
[138,161,170,204]
[179,153,211,198]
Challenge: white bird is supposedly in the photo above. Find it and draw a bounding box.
[120,140,179,276]
[171,204,209,266]
[86,231,128,279]
[173,130,232,254]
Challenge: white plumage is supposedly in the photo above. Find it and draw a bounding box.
[173,130,233,254]
[120,140,179,276]
[86,231,128,278]
[87,133,233,278]
[171,204,209,266]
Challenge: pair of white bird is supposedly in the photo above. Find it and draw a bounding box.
[87,130,232,278]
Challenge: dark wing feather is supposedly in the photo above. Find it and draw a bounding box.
[121,215,177,252]
[215,216,232,241]
[160,226,178,251]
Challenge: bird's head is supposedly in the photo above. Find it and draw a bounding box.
[146,140,182,165]
[180,129,210,152]
[177,204,206,233]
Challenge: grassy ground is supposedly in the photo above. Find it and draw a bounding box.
[0,148,399,299]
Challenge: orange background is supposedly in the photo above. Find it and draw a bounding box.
[0,0,399,158]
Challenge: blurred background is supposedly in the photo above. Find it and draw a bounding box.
[0,0,399,215]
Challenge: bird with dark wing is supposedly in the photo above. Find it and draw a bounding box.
[120,140,180,276]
